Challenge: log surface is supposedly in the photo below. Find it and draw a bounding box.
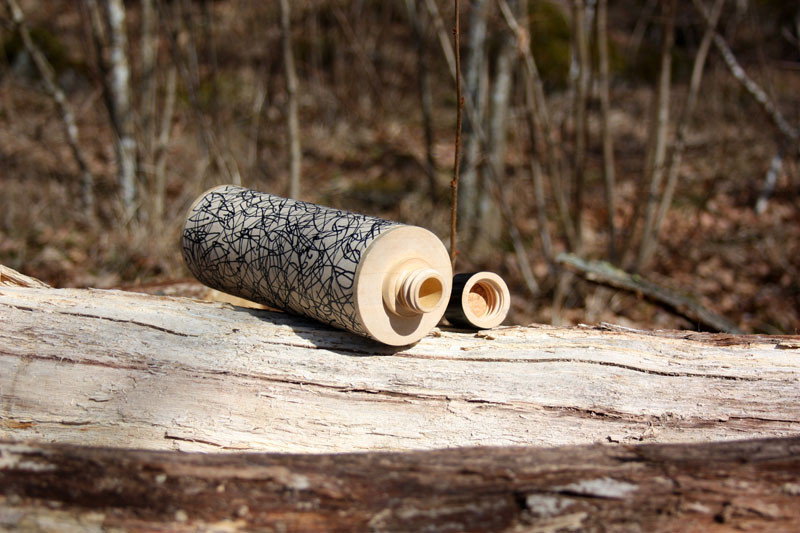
[2,437,800,531]
[1,286,800,452]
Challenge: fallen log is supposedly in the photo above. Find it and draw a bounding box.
[1,286,799,452]
[556,252,743,334]
[2,436,800,531]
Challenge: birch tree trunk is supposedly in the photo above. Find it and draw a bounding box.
[102,0,138,217]
[457,0,489,242]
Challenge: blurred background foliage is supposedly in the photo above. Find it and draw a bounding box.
[0,0,798,333]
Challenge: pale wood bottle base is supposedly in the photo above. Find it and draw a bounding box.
[354,225,452,346]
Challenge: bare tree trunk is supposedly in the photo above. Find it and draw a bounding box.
[476,1,517,257]
[596,0,617,262]
[152,63,176,221]
[3,285,798,453]
[457,0,489,242]
[405,0,438,202]
[647,0,726,265]
[498,0,576,250]
[103,0,138,218]
[247,73,267,177]
[5,0,95,212]
[140,0,157,156]
[570,0,590,253]
[422,0,457,81]
[634,0,676,272]
[280,0,301,199]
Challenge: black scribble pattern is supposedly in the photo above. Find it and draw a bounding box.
[182,185,399,336]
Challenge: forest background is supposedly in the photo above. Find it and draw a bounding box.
[0,0,798,333]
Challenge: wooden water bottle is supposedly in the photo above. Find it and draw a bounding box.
[182,185,452,346]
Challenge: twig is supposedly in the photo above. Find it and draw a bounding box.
[557,253,743,334]
[450,0,462,268]
[422,0,457,81]
[571,0,590,253]
[498,0,576,250]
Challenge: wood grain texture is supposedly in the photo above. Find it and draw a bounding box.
[2,437,800,531]
[1,286,799,452]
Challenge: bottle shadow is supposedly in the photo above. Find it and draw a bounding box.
[229,306,409,357]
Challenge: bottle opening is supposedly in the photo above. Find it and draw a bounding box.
[396,268,445,315]
[467,280,504,319]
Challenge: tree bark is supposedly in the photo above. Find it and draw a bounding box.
[2,285,799,453]
[570,0,590,253]
[2,436,800,531]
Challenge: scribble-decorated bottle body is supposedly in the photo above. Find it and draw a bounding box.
[182,185,452,345]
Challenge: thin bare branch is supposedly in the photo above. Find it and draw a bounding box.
[498,0,576,250]
[450,0,462,268]
[405,0,439,202]
[692,0,799,149]
[153,62,176,220]
[422,0,457,81]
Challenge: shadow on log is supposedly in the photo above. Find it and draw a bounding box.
[2,437,800,531]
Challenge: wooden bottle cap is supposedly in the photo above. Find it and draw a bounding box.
[445,272,510,329]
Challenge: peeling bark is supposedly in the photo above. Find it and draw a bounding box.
[2,437,800,531]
